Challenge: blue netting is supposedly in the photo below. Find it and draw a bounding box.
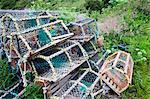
[39,18,50,25]
[32,58,50,75]
[79,85,87,99]
[24,19,37,29]
[51,53,69,68]
[49,24,67,37]
[80,72,97,87]
[82,42,94,53]
[38,29,51,46]
[50,29,57,37]
[80,80,93,87]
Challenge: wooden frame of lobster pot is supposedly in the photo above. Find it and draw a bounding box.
[68,18,99,42]
[1,15,73,64]
[30,40,89,82]
[99,51,134,95]
[52,68,103,99]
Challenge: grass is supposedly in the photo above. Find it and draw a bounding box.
[101,2,150,98]
[0,60,19,90]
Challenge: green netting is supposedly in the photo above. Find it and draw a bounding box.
[38,29,51,46]
[79,86,86,93]
[98,53,103,58]
[120,54,127,61]
[51,53,69,68]
[50,29,57,37]
[80,80,93,87]
[51,54,69,68]
[39,18,50,25]
[110,69,126,81]
[49,23,67,37]
[24,19,37,29]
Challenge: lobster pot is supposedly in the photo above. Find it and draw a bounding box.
[53,69,102,99]
[99,51,134,95]
[1,14,44,58]
[82,38,97,58]
[2,20,73,61]
[31,41,87,82]
[1,11,54,33]
[30,49,68,80]
[1,14,37,33]
[37,12,56,25]
[2,33,30,63]
[45,20,71,40]
[17,19,37,31]
[20,20,72,52]
[58,41,87,65]
[81,19,97,35]
[68,18,99,42]
[3,27,51,59]
[0,10,41,19]
[31,57,52,76]
[21,28,51,50]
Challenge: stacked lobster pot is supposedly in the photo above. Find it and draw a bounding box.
[50,18,110,99]
[0,10,45,98]
[0,11,73,98]
[0,10,134,99]
[29,18,107,98]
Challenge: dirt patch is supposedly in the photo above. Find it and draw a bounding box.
[98,16,123,33]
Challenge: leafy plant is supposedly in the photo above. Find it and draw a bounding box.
[84,0,104,13]
[0,0,32,9]
[89,11,101,20]
[0,60,18,90]
[23,84,44,99]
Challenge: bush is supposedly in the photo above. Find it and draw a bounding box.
[84,0,104,13]
[0,60,19,90]
[23,84,43,99]
[0,0,32,9]
[84,0,118,13]
[130,0,150,15]
[89,11,100,20]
